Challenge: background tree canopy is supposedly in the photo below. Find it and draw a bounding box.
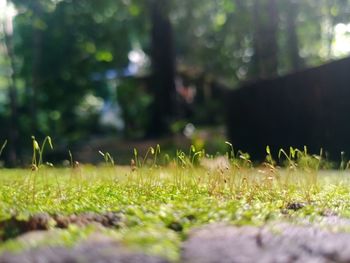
[0,0,350,164]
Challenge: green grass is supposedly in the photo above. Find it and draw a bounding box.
[0,141,348,260]
[1,160,350,260]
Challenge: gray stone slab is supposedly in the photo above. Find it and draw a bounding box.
[182,223,350,263]
[0,234,169,263]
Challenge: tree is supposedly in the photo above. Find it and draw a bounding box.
[12,0,147,140]
[252,0,279,78]
[0,0,19,166]
[2,0,350,154]
[148,0,176,136]
[285,0,303,71]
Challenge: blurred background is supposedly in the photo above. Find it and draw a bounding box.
[1,0,350,166]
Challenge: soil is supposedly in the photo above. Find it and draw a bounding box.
[0,212,122,241]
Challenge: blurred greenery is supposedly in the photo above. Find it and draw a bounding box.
[117,78,153,138]
[0,0,350,164]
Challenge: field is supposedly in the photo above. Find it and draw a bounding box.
[1,144,350,262]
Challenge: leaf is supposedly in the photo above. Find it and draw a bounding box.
[47,136,53,149]
[95,51,113,62]
[128,4,141,16]
[33,140,40,151]
[290,147,296,159]
[225,141,233,147]
[223,0,236,13]
[190,145,196,153]
[0,140,7,157]
[214,13,227,28]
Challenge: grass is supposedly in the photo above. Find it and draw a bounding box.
[1,144,350,260]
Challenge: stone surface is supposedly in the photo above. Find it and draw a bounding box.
[4,216,350,262]
[182,222,350,263]
[0,234,169,263]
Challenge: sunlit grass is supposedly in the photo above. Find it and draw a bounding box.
[1,145,350,260]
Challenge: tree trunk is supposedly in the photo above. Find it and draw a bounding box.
[30,1,43,134]
[252,0,279,79]
[1,2,18,166]
[148,0,176,137]
[252,0,263,78]
[286,0,303,71]
[264,0,278,77]
[325,0,335,58]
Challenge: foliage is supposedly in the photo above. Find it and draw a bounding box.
[1,0,350,160]
[117,78,153,138]
[2,0,149,142]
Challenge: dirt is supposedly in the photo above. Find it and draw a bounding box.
[285,202,306,211]
[0,212,122,241]
[53,212,122,228]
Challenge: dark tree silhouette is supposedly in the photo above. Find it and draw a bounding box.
[252,0,278,78]
[29,1,44,134]
[1,2,19,166]
[286,0,303,71]
[148,0,176,137]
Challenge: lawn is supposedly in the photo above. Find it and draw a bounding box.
[1,145,350,261]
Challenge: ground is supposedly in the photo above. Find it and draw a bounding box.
[0,154,350,262]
